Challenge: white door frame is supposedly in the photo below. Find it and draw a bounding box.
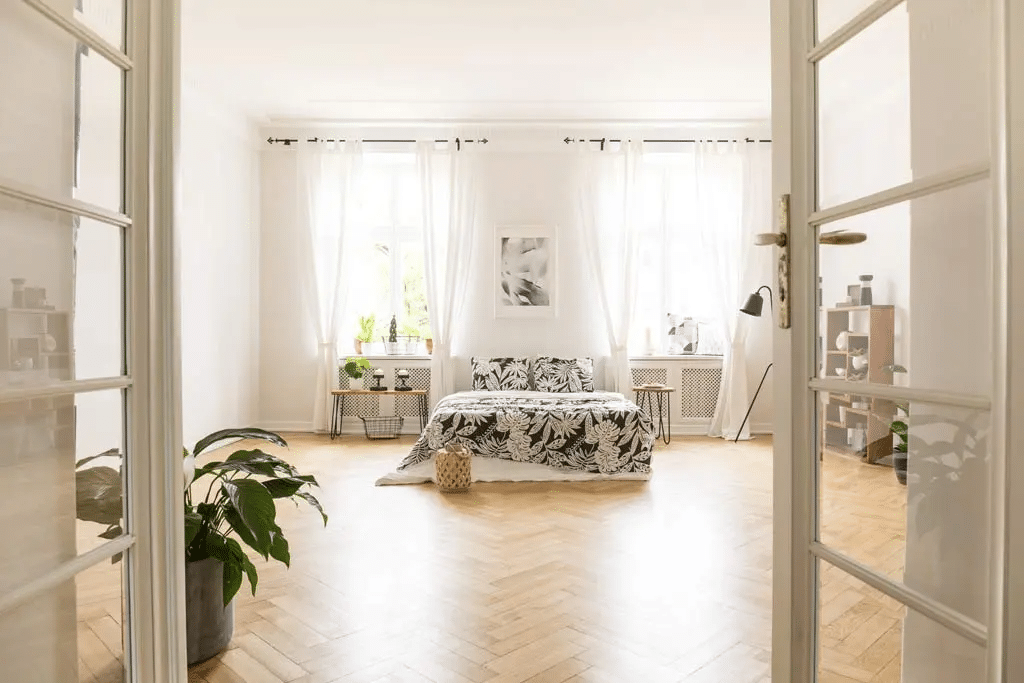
[771,0,1020,681]
[125,0,186,680]
[996,2,1024,681]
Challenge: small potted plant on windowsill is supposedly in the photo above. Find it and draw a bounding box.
[354,314,376,355]
[343,356,371,389]
[421,322,433,355]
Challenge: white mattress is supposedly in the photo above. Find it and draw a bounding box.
[375,454,652,486]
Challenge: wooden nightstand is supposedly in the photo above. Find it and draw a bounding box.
[329,389,428,439]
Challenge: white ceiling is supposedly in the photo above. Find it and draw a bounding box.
[182,0,771,123]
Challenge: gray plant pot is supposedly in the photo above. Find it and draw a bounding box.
[186,558,235,665]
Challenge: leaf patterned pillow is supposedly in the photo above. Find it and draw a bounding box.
[531,356,595,393]
[471,357,531,391]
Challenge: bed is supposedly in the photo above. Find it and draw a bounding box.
[375,388,655,485]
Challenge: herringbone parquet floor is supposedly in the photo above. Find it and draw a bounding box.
[76,434,911,683]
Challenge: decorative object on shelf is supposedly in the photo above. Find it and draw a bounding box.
[384,335,420,355]
[835,331,849,351]
[735,285,774,442]
[388,315,398,343]
[834,367,846,377]
[354,314,376,355]
[343,356,371,389]
[396,369,411,391]
[371,367,386,391]
[851,425,867,453]
[42,334,57,352]
[847,284,861,306]
[495,225,557,318]
[10,278,25,308]
[858,274,873,305]
[425,338,434,354]
[24,286,47,309]
[435,443,472,493]
[851,354,868,371]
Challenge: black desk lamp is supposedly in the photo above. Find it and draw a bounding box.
[735,286,774,442]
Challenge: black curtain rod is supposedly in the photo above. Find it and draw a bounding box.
[266,136,488,150]
[564,137,771,146]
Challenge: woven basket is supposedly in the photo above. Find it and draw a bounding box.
[435,444,472,493]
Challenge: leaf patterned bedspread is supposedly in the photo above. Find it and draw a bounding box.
[398,391,655,475]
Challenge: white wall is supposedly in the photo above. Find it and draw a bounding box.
[257,128,775,432]
[257,151,318,430]
[178,86,261,448]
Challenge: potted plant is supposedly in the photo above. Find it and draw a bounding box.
[422,322,433,355]
[75,428,327,665]
[343,356,371,389]
[354,314,376,354]
[891,402,909,485]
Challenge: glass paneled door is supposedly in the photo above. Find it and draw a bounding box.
[771,0,1006,682]
[0,0,183,681]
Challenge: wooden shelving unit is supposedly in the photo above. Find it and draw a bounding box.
[821,305,896,464]
[0,307,76,451]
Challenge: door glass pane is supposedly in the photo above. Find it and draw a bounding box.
[0,388,125,592]
[0,1,124,212]
[0,198,125,387]
[818,398,991,623]
[816,179,990,398]
[817,3,911,209]
[74,218,125,379]
[818,561,985,683]
[0,2,78,198]
[75,36,125,213]
[817,0,989,210]
[76,0,125,51]
[816,0,875,41]
[0,557,125,683]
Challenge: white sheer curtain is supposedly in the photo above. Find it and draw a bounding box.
[576,141,643,393]
[296,142,363,431]
[698,141,772,440]
[417,142,478,404]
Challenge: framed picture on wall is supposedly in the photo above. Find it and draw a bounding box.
[495,225,557,318]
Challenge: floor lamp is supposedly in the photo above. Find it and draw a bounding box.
[734,285,773,443]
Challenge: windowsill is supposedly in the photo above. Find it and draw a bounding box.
[629,355,724,361]
[341,355,432,361]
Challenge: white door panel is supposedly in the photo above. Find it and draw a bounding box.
[773,0,1007,681]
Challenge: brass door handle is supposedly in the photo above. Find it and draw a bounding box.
[820,229,867,245]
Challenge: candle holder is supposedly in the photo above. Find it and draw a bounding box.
[396,369,411,391]
[370,368,387,391]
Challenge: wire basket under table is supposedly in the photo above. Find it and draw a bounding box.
[360,416,404,440]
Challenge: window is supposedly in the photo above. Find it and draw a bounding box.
[345,153,429,349]
[630,151,728,356]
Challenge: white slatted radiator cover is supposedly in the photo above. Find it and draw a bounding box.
[629,357,724,434]
[335,358,431,432]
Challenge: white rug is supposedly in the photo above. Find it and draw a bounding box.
[375,455,652,486]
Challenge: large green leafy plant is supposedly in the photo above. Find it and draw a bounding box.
[76,428,327,606]
[183,428,327,604]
